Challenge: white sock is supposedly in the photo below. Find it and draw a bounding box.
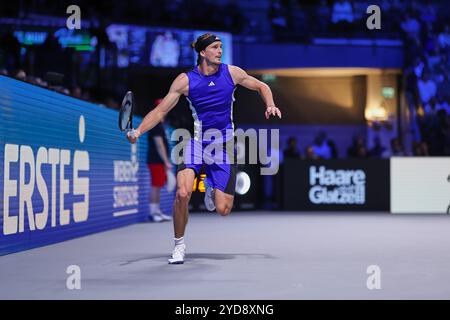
[150,203,160,214]
[174,237,184,246]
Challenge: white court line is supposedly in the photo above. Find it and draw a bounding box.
[113,209,138,217]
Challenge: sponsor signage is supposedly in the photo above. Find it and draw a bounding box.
[0,76,174,255]
[283,159,390,211]
[391,157,450,214]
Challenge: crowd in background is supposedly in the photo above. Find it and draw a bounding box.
[283,132,426,160]
[1,0,245,34]
[269,0,450,41]
[1,0,449,157]
[0,67,121,110]
[399,0,450,156]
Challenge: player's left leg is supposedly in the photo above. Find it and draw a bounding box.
[205,161,237,216]
[204,139,237,215]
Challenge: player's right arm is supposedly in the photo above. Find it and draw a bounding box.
[127,73,189,144]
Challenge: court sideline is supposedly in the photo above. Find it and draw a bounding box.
[1,212,450,299]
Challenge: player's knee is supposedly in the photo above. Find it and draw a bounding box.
[176,188,192,203]
[216,204,231,216]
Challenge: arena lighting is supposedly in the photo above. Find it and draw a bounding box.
[235,171,251,195]
[365,104,388,122]
[250,67,401,77]
[381,87,395,99]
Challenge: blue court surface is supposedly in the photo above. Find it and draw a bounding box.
[1,212,450,300]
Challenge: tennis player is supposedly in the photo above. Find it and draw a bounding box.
[127,33,281,264]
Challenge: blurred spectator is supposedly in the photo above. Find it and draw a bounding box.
[423,30,439,56]
[419,141,430,156]
[103,96,120,109]
[331,0,354,33]
[413,57,425,79]
[368,136,388,158]
[269,0,289,41]
[426,46,441,72]
[438,96,450,114]
[331,0,353,24]
[428,109,450,155]
[311,131,332,159]
[147,103,173,222]
[411,141,424,157]
[150,31,180,67]
[423,96,446,119]
[27,76,46,87]
[316,0,330,34]
[400,12,421,40]
[35,34,70,81]
[71,86,83,99]
[14,69,27,81]
[356,145,368,158]
[304,145,318,160]
[389,137,407,156]
[222,0,244,34]
[163,0,184,26]
[327,138,338,159]
[0,68,8,76]
[437,54,450,76]
[437,72,450,101]
[283,136,301,159]
[407,38,425,66]
[417,71,437,104]
[438,24,450,49]
[347,135,365,158]
[0,30,21,70]
[288,0,308,41]
[419,1,437,29]
[408,0,422,18]
[412,141,429,156]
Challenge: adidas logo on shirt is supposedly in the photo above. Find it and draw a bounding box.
[208,81,215,87]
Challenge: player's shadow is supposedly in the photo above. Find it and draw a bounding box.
[185,253,276,260]
[119,253,275,266]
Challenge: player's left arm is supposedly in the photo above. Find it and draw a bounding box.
[228,65,281,119]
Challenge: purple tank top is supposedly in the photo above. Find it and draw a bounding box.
[186,63,236,142]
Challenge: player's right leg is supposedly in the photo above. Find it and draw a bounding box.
[169,168,195,264]
[173,168,195,238]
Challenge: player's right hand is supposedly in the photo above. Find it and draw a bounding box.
[127,129,141,144]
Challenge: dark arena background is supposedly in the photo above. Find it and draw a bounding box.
[1,0,450,312]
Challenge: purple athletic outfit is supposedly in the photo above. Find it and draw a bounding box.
[179,63,237,195]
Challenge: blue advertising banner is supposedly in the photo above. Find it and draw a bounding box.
[0,76,174,255]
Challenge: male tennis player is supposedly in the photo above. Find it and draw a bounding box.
[127,33,281,264]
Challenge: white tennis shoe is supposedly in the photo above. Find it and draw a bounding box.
[154,211,172,222]
[150,210,172,222]
[168,244,186,264]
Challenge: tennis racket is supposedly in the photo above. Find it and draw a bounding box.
[119,91,138,139]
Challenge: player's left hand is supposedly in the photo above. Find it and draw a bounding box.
[265,105,282,119]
